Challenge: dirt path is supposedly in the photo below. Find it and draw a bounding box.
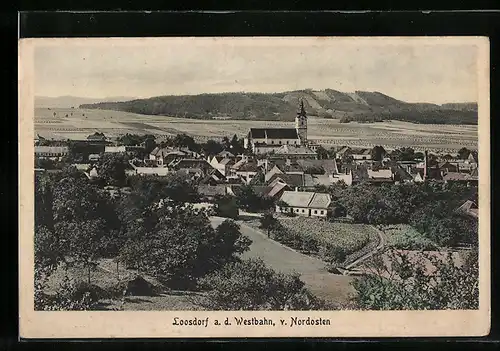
[343,226,387,271]
[210,216,355,306]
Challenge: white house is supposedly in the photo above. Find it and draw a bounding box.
[276,191,331,218]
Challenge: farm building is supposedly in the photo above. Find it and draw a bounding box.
[35,146,69,159]
[276,190,331,218]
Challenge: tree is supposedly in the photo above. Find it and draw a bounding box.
[371,146,387,162]
[120,205,248,289]
[458,147,471,160]
[339,116,351,123]
[202,140,224,156]
[260,212,278,237]
[199,258,326,310]
[316,145,329,160]
[351,249,479,310]
[98,153,128,186]
[215,195,239,219]
[212,220,252,261]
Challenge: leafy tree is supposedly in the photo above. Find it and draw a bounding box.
[237,184,274,212]
[260,212,278,237]
[120,205,248,289]
[370,146,387,162]
[201,140,224,156]
[316,145,329,160]
[98,153,129,186]
[230,134,245,155]
[458,147,472,160]
[352,249,478,310]
[212,220,252,261]
[214,195,239,219]
[199,258,326,310]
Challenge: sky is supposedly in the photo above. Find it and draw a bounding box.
[34,37,479,104]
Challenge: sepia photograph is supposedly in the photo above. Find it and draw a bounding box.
[19,36,490,338]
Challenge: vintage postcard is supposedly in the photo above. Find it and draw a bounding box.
[19,37,490,338]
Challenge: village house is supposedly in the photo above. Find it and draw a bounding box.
[276,191,331,218]
[335,146,372,162]
[310,171,353,186]
[208,155,235,177]
[267,173,307,190]
[34,146,69,160]
[234,162,262,184]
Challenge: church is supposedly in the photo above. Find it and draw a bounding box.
[244,100,309,155]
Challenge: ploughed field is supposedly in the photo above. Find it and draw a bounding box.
[35,107,478,152]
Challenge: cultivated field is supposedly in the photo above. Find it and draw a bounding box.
[35,107,478,152]
[279,217,380,264]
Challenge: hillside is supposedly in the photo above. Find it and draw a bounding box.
[79,89,478,125]
[36,96,137,109]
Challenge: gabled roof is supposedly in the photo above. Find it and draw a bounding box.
[249,128,299,139]
[279,191,315,207]
[442,172,472,181]
[231,158,247,170]
[456,200,478,219]
[308,193,331,209]
[278,191,331,209]
[236,162,260,172]
[273,145,316,155]
[296,159,339,175]
[267,182,290,198]
[35,146,69,154]
[219,158,234,166]
[172,159,212,170]
[268,173,304,187]
[367,169,393,179]
[391,165,413,181]
[198,185,227,197]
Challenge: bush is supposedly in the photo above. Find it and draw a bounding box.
[320,244,347,265]
[199,258,327,310]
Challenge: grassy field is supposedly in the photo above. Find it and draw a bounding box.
[35,107,478,152]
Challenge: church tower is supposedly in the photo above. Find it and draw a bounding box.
[295,99,308,144]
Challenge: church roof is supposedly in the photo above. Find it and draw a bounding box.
[249,128,299,139]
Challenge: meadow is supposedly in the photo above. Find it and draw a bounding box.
[35,107,478,152]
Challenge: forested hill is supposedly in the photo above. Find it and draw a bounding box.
[79,89,478,125]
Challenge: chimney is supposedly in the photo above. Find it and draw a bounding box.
[423,151,428,180]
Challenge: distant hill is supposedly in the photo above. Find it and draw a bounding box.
[35,95,137,109]
[79,89,478,125]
